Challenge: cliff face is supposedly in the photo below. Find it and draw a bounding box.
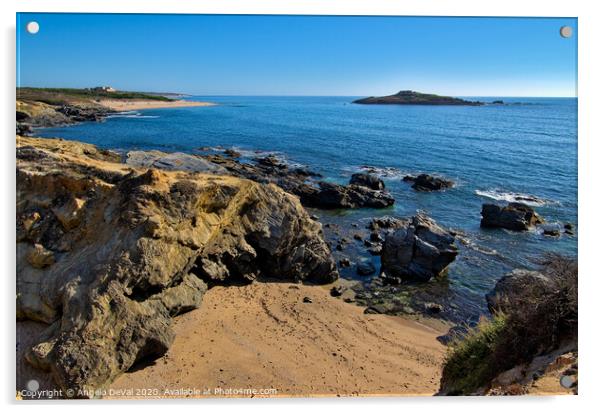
[16,136,337,395]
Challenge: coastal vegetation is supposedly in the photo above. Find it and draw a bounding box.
[440,254,578,395]
[17,87,173,106]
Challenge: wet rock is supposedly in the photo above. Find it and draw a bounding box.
[224,149,241,158]
[353,234,363,241]
[481,202,544,231]
[349,173,385,190]
[356,262,376,276]
[404,174,454,191]
[542,225,561,237]
[370,232,384,243]
[338,258,351,267]
[381,214,458,282]
[257,155,286,169]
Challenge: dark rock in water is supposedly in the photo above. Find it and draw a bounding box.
[353,233,363,241]
[564,223,574,230]
[542,225,561,237]
[370,232,384,243]
[404,174,454,191]
[224,149,241,158]
[486,269,551,314]
[356,262,376,276]
[353,90,483,106]
[295,182,395,209]
[491,100,504,105]
[481,202,544,231]
[381,214,458,282]
[349,173,385,190]
[257,155,286,169]
[330,286,345,297]
[338,258,351,267]
[335,244,343,251]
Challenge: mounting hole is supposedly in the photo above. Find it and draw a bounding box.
[559,26,572,38]
[26,21,40,34]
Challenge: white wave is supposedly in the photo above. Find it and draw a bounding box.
[106,111,159,119]
[351,165,408,179]
[475,189,550,207]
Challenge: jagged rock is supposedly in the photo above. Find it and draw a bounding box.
[16,136,338,395]
[403,174,454,191]
[381,214,458,282]
[293,182,395,209]
[349,173,385,190]
[368,216,406,231]
[481,203,544,231]
[224,149,241,158]
[486,269,551,314]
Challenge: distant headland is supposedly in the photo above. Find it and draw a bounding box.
[353,90,483,106]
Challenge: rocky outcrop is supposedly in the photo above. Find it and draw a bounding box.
[16,100,113,132]
[353,90,483,106]
[200,153,395,209]
[403,174,454,191]
[16,136,337,395]
[486,269,552,314]
[380,214,458,282]
[481,202,544,231]
[349,173,385,190]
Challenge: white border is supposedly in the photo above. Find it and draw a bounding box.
[3,1,601,412]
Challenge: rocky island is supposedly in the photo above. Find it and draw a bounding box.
[353,90,483,106]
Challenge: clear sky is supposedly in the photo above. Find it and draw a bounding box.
[16,13,577,97]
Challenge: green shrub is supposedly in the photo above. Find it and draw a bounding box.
[440,254,577,395]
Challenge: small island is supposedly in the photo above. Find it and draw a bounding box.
[353,90,483,106]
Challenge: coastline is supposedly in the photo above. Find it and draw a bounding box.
[98,99,215,111]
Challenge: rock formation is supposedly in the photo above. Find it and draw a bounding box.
[486,269,551,314]
[16,136,337,395]
[349,173,385,190]
[481,203,544,231]
[403,174,454,191]
[380,214,458,282]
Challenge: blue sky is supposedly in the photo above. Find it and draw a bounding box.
[17,14,577,97]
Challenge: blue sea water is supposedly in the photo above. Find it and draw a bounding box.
[35,96,577,319]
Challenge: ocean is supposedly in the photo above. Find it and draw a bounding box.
[34,96,578,321]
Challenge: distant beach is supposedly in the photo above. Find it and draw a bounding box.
[99,99,215,111]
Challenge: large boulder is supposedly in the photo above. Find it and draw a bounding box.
[403,174,454,191]
[380,214,458,282]
[486,269,552,314]
[481,202,544,231]
[349,173,385,190]
[16,136,338,395]
[290,182,395,209]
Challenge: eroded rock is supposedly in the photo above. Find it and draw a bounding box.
[16,136,338,395]
[481,203,544,231]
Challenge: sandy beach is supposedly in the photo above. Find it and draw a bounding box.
[98,99,215,111]
[107,281,447,398]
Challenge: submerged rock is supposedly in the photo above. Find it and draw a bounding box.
[481,202,544,231]
[16,136,338,395]
[380,214,458,282]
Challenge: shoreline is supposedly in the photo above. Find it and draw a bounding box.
[98,99,215,111]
